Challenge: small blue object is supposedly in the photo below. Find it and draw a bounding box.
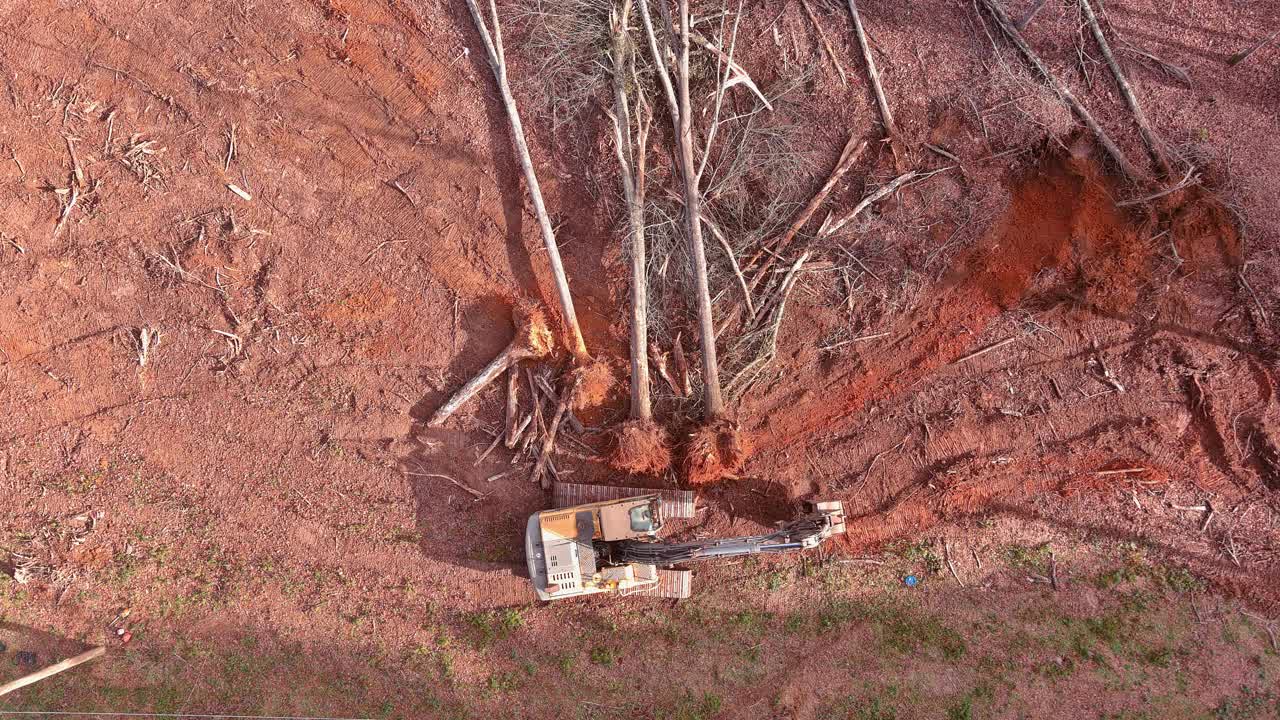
[904,574,919,587]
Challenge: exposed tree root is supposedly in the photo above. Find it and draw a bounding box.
[683,420,752,486]
[610,420,672,475]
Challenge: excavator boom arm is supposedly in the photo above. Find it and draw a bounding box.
[608,510,842,565]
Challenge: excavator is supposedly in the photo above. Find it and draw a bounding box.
[525,486,846,601]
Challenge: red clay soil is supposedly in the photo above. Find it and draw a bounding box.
[609,419,672,476]
[1,0,1280,714]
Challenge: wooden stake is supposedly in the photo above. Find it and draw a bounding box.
[0,646,106,698]
[978,0,1143,183]
[463,0,590,362]
[1079,0,1171,175]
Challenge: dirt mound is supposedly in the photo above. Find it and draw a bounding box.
[958,140,1152,315]
[609,420,672,475]
[683,420,753,486]
[755,143,1144,451]
[1167,190,1243,272]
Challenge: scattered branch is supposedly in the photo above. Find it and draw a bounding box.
[845,0,895,136]
[1079,0,1171,175]
[951,336,1015,364]
[747,133,867,288]
[1119,45,1191,87]
[0,646,106,698]
[816,169,916,240]
[1227,30,1277,67]
[944,538,966,587]
[800,0,848,86]
[504,366,521,448]
[1116,164,1199,206]
[689,29,774,112]
[405,469,487,501]
[531,375,582,489]
[977,0,1143,183]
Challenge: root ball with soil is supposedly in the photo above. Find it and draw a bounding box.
[611,420,672,475]
[683,420,752,486]
[427,304,553,427]
[571,358,616,412]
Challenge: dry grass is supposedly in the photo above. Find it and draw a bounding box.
[119,134,166,189]
[510,0,615,134]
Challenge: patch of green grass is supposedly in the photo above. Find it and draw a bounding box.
[590,646,618,666]
[892,540,943,575]
[484,671,519,694]
[784,612,809,635]
[1211,686,1276,719]
[465,607,526,647]
[663,691,723,720]
[860,599,967,661]
[1003,542,1051,571]
[554,652,575,675]
[729,609,773,635]
[438,651,455,680]
[1035,655,1076,679]
[763,569,790,591]
[825,685,901,720]
[1056,591,1156,666]
[1161,566,1205,594]
[945,696,973,720]
[1094,563,1143,589]
[818,600,859,631]
[112,552,142,584]
[1145,646,1175,669]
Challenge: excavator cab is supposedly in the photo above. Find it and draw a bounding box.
[526,493,846,601]
[525,495,665,601]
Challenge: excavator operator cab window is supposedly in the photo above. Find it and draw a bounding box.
[629,503,656,533]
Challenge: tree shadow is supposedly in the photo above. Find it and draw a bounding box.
[450,1,550,307]
[0,622,95,684]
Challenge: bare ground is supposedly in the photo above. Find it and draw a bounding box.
[2,0,1279,716]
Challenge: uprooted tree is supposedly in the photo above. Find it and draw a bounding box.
[639,0,756,484]
[606,0,672,476]
[430,0,614,430]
